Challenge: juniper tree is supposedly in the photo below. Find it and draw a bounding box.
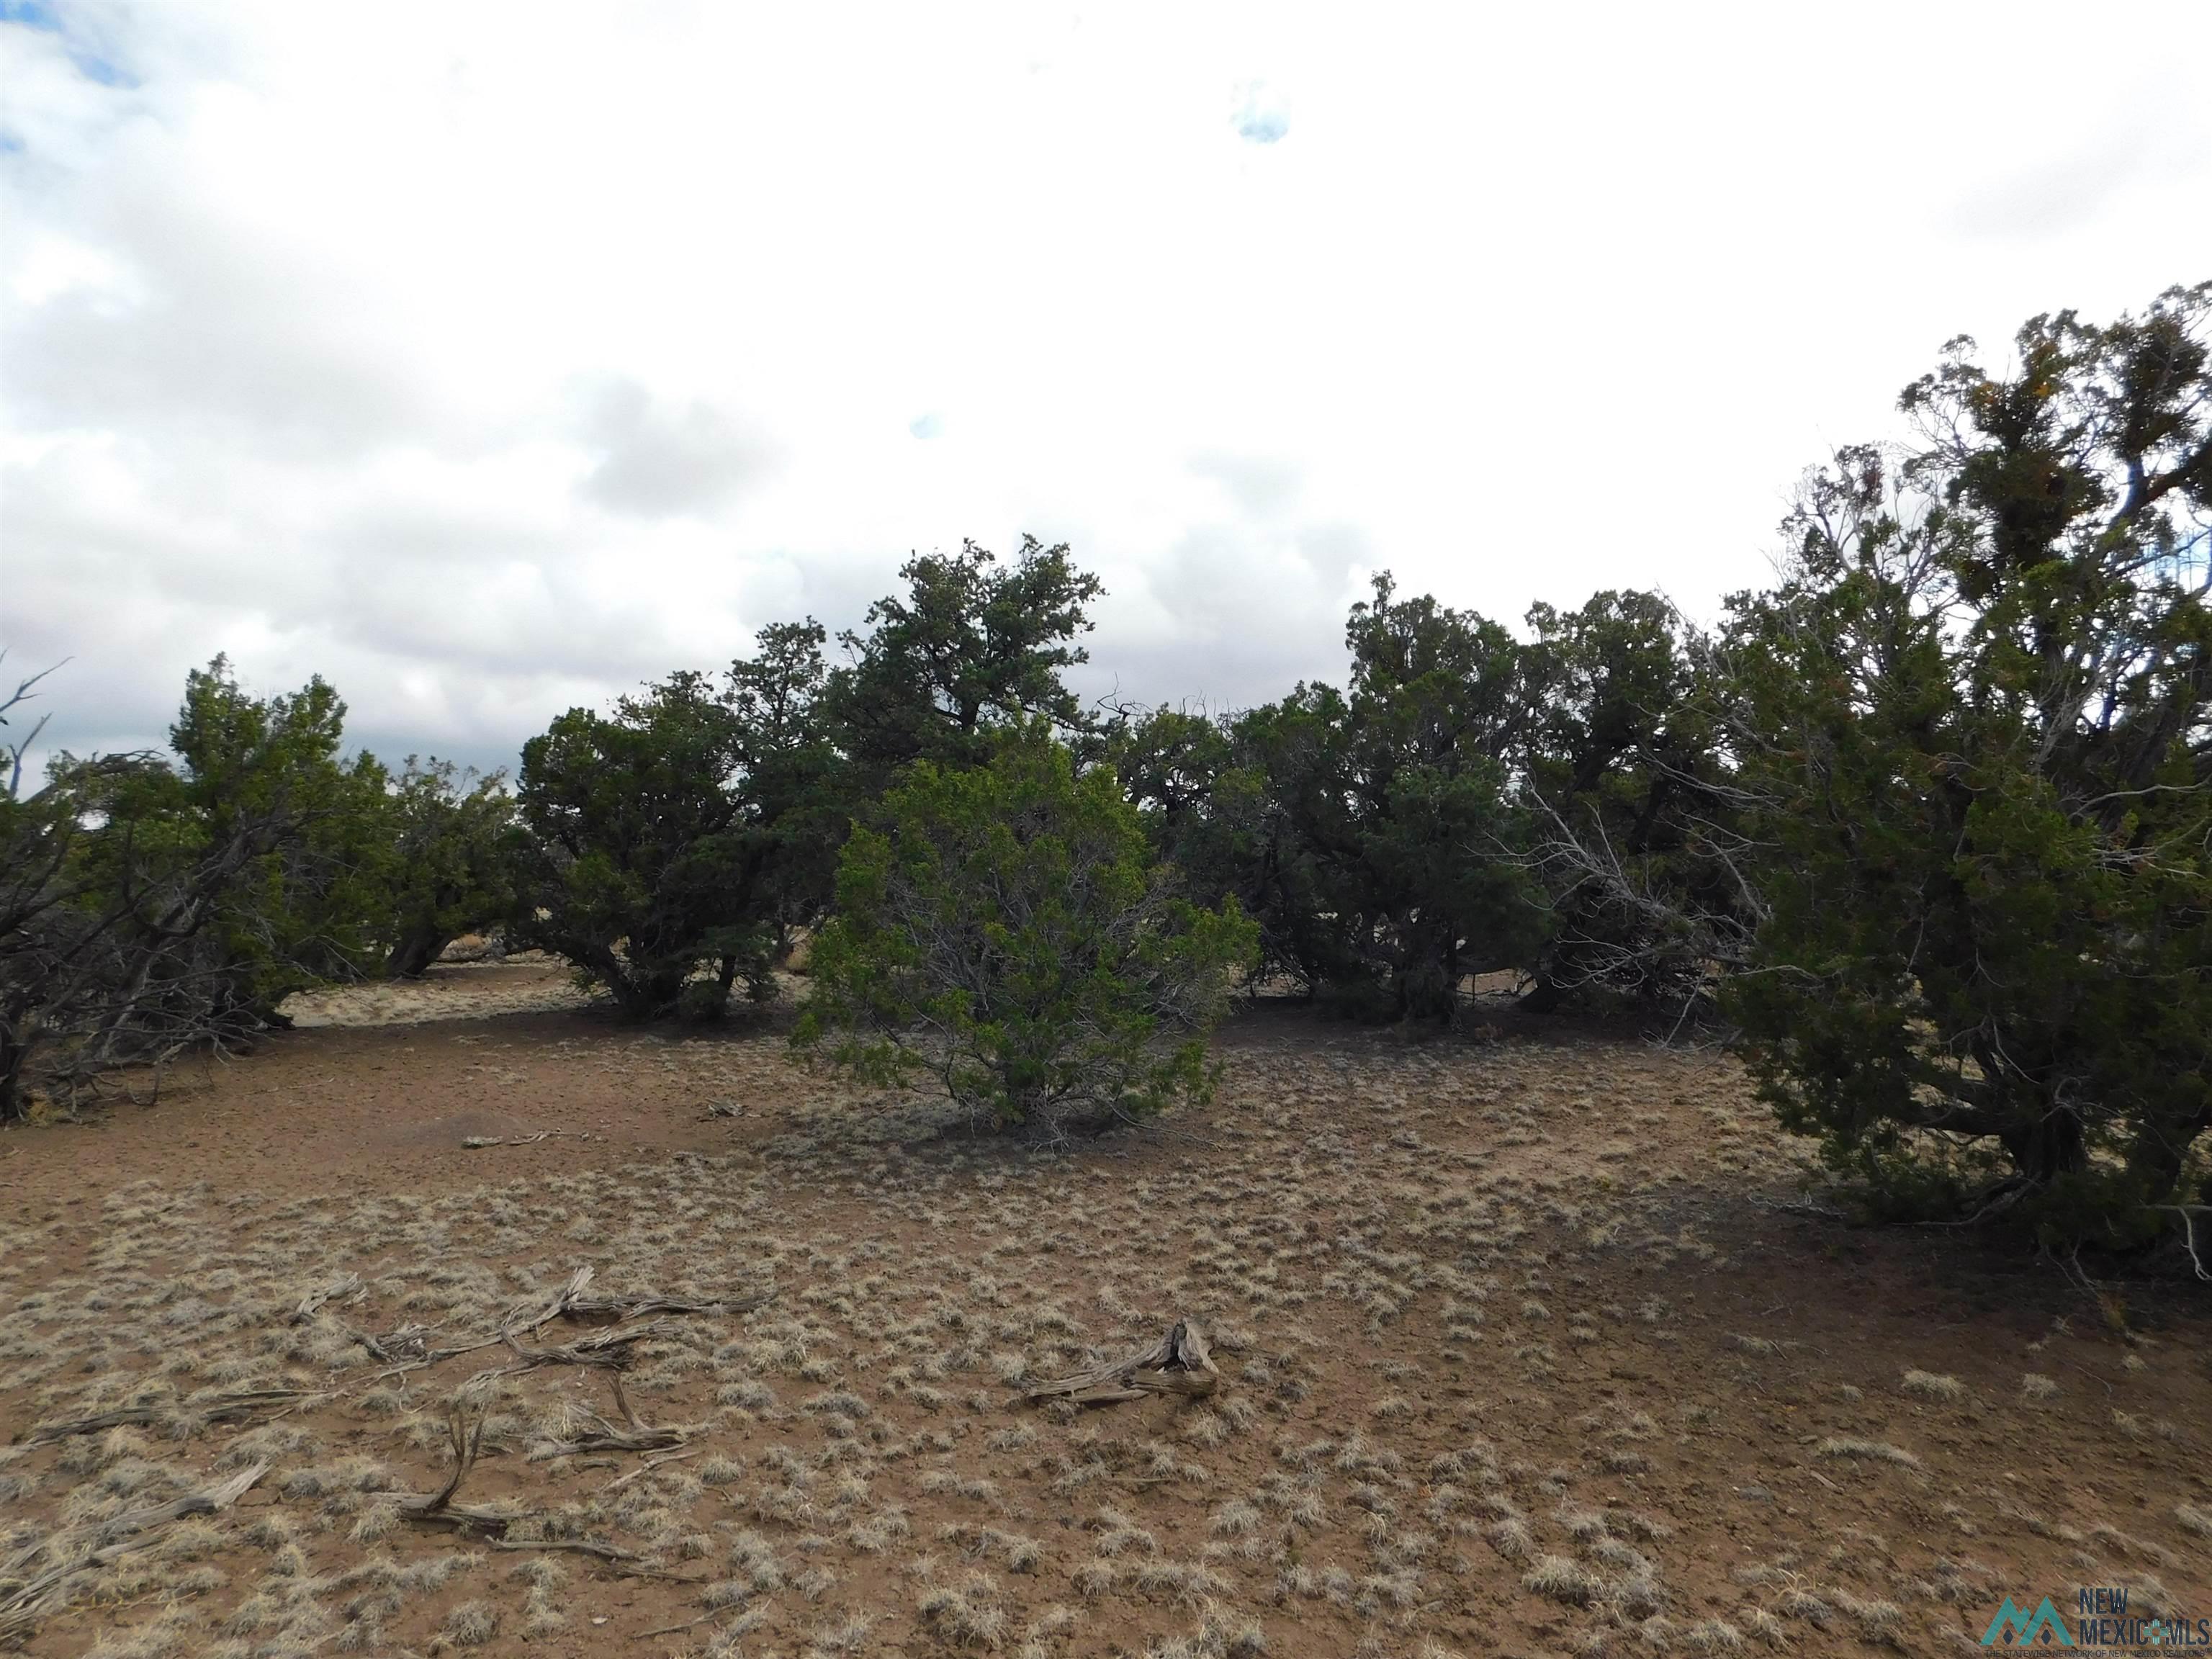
[1722,284,2212,1236]
[513,624,833,1018]
[797,724,1256,1139]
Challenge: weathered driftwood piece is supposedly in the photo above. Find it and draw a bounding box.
[567,1287,771,1323]
[354,1321,439,1364]
[502,1264,769,1331]
[0,1461,269,1644]
[18,1389,314,1446]
[395,1409,526,1534]
[474,1317,680,1385]
[489,1537,691,1580]
[365,1267,765,1380]
[291,1273,362,1323]
[1023,1320,1219,1406]
[390,1408,678,1578]
[505,1267,599,1334]
[527,1374,688,1462]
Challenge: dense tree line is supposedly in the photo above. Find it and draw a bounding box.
[4,286,2205,1249]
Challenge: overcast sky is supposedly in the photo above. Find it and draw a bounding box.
[4,1,2208,775]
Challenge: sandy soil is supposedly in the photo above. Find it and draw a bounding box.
[276,958,600,1029]
[1,969,2207,1658]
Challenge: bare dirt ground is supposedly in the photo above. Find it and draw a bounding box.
[3,962,2208,1658]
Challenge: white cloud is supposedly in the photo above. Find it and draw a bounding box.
[572,377,775,519]
[4,0,2208,775]
[1232,81,1290,144]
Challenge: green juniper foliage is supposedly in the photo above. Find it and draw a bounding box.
[1120,575,1538,1019]
[1722,284,2212,1230]
[1516,590,1755,1011]
[379,758,517,979]
[120,658,395,1020]
[513,624,832,1019]
[824,535,1104,780]
[1,659,392,1118]
[797,724,1256,1139]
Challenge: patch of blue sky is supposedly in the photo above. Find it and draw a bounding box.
[1236,109,1287,143]
[0,0,138,89]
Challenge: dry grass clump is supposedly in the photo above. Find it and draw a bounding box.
[1815,1438,1922,1469]
[439,1599,500,1645]
[1899,1369,1964,1401]
[1681,1619,1745,1653]
[1773,1584,1833,1629]
[1142,1604,1268,1658]
[1524,1553,1600,1606]
[806,1612,877,1656]
[1831,1590,1905,1645]
[917,1570,1007,1647]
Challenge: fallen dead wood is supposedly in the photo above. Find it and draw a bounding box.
[500,1265,598,1334]
[16,1403,163,1444]
[638,1611,719,1639]
[502,1264,771,1332]
[354,1321,439,1364]
[603,1448,695,1492]
[171,1387,323,1436]
[291,1272,362,1322]
[472,1317,681,1385]
[490,1538,695,1580]
[18,1389,315,1446]
[490,1537,632,1561]
[528,1374,688,1462]
[361,1336,508,1380]
[567,1287,772,1322]
[0,1461,269,1645]
[389,1407,688,1579]
[395,1409,527,1534]
[362,1267,762,1382]
[88,1460,269,1546]
[1022,1320,1220,1406]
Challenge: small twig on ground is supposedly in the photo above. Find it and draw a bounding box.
[637,1613,717,1639]
[489,1538,694,1579]
[603,1449,696,1492]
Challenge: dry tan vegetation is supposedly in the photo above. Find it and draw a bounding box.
[2,975,2208,1657]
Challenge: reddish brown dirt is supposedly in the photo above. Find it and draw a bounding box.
[1,971,2207,1659]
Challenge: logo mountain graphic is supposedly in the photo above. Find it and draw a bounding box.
[1982,1596,2076,1646]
